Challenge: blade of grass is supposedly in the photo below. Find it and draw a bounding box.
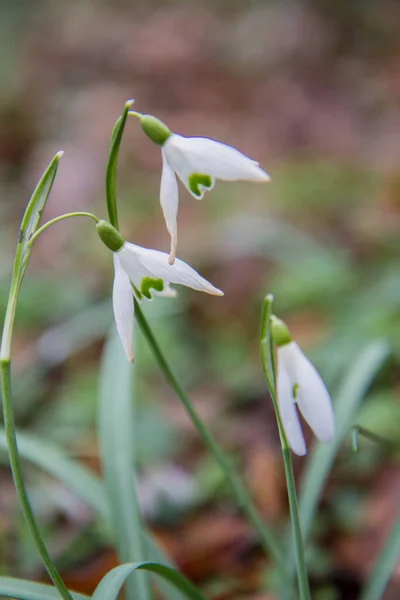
[92,562,206,600]
[0,429,108,519]
[0,429,183,600]
[0,578,88,600]
[98,332,151,600]
[361,510,400,600]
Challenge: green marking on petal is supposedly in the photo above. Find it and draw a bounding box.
[141,277,164,299]
[188,173,213,198]
[292,383,299,401]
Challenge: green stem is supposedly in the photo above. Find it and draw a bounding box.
[128,111,143,119]
[27,212,99,247]
[260,298,311,600]
[134,300,286,575]
[0,360,72,600]
[281,445,311,600]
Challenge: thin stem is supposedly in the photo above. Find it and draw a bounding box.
[27,212,99,247]
[260,299,311,600]
[281,444,311,600]
[0,360,73,600]
[134,300,287,576]
[128,111,143,119]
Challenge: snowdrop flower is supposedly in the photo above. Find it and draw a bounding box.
[138,114,270,263]
[271,316,335,456]
[96,220,223,362]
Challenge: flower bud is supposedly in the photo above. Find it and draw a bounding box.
[270,315,292,347]
[140,115,172,146]
[96,220,125,252]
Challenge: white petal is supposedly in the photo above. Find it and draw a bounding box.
[291,343,335,444]
[112,254,134,362]
[154,283,178,298]
[121,242,224,296]
[277,345,307,456]
[164,134,270,191]
[160,150,179,263]
[117,245,150,289]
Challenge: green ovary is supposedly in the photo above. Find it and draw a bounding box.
[141,277,164,299]
[188,173,213,197]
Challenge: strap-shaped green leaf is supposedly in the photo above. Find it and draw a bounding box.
[0,577,88,600]
[98,332,150,600]
[361,510,400,600]
[0,429,184,600]
[92,562,206,600]
[0,429,108,519]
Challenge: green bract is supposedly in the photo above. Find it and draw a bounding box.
[140,115,172,146]
[96,220,125,252]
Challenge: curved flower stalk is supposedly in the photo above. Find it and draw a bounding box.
[135,114,270,263]
[97,221,223,361]
[271,316,335,456]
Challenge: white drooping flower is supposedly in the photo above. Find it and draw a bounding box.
[139,115,270,263]
[97,221,223,362]
[272,317,335,456]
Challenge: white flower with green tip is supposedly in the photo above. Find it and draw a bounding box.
[97,221,223,362]
[139,115,270,263]
[271,317,335,456]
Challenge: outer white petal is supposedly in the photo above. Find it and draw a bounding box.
[122,243,224,296]
[291,343,335,444]
[164,135,215,199]
[160,150,179,263]
[164,134,270,187]
[117,244,150,290]
[153,283,178,298]
[277,344,307,456]
[112,254,134,362]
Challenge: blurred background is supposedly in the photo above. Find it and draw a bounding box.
[0,0,400,598]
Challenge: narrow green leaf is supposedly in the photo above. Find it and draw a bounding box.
[361,511,400,600]
[17,152,63,276]
[98,332,150,600]
[105,100,133,229]
[0,429,108,519]
[92,562,206,600]
[0,577,88,600]
[0,429,182,600]
[298,340,389,542]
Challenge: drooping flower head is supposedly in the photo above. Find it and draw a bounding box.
[271,316,335,456]
[137,115,270,264]
[96,220,223,362]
